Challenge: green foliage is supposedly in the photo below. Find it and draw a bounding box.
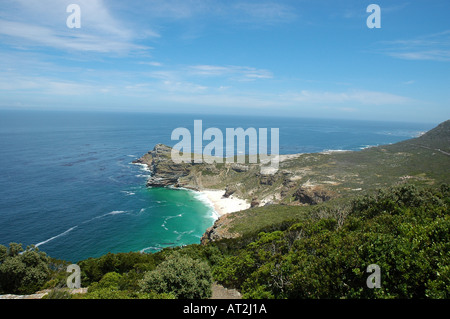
[43,288,73,299]
[139,252,213,299]
[0,244,51,294]
[2,183,448,299]
[81,288,174,299]
[0,245,7,263]
[79,251,159,286]
[89,272,123,292]
[351,184,445,220]
[81,271,174,299]
[40,258,73,290]
[212,184,450,299]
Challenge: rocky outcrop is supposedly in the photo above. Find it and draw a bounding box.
[259,174,276,185]
[231,163,249,173]
[293,186,334,205]
[224,185,236,198]
[0,291,49,299]
[133,144,194,188]
[0,288,88,299]
[250,197,260,208]
[282,177,298,188]
[201,214,239,244]
[211,284,242,299]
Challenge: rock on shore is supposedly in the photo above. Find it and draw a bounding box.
[132,144,195,188]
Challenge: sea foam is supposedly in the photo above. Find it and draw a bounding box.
[35,226,78,248]
[191,191,220,220]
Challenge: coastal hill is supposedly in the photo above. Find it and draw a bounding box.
[1,120,448,300]
[134,120,449,242]
[134,119,449,205]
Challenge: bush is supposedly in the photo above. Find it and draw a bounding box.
[82,288,174,299]
[139,252,213,299]
[212,185,450,299]
[43,288,73,299]
[0,243,51,294]
[88,272,123,292]
[82,271,174,299]
[79,251,158,286]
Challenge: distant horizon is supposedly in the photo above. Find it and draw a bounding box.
[0,106,445,126]
[0,1,449,123]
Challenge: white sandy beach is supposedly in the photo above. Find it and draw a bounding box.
[201,189,250,217]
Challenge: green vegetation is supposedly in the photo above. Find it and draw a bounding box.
[139,252,213,299]
[213,184,449,299]
[138,121,450,217]
[1,184,448,299]
[0,120,448,299]
[82,271,174,299]
[0,243,66,295]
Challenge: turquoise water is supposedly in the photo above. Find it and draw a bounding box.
[0,110,435,262]
[32,187,216,261]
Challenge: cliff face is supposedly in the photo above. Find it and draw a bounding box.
[200,214,238,245]
[293,186,335,205]
[132,143,347,209]
[133,144,196,188]
[132,144,337,206]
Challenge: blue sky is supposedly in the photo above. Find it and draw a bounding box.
[0,0,449,123]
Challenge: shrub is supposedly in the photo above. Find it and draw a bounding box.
[0,243,51,294]
[212,185,450,299]
[88,272,123,292]
[139,252,213,299]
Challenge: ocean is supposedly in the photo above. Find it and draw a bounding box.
[0,110,435,262]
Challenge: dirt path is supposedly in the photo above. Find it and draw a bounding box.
[211,283,242,299]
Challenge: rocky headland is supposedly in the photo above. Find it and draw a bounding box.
[133,120,450,243]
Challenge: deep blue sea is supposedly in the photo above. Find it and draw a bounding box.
[0,110,435,262]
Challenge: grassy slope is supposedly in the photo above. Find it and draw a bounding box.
[213,120,450,238]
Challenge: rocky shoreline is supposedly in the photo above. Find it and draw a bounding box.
[132,144,253,243]
[132,143,336,205]
[132,143,343,243]
[132,144,195,188]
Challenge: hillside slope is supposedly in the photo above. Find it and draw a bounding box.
[135,120,449,206]
[134,120,449,242]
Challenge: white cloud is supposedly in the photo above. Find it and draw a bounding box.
[282,90,414,106]
[388,50,450,62]
[187,65,273,81]
[0,20,151,53]
[0,73,107,95]
[342,2,409,19]
[139,61,163,67]
[379,30,450,62]
[0,0,157,54]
